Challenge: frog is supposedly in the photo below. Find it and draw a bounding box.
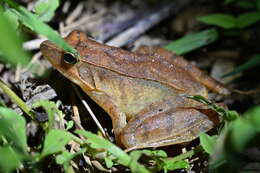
[40,30,230,150]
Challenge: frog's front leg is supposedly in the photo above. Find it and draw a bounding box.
[119,103,219,150]
[88,91,127,142]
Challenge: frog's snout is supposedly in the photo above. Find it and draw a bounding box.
[40,40,63,67]
[40,40,54,59]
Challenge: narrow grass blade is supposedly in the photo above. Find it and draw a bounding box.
[0,8,30,66]
[35,0,59,22]
[75,130,151,173]
[198,14,237,29]
[40,129,73,159]
[0,146,21,172]
[2,0,77,55]
[164,28,219,55]
[0,108,27,155]
[223,54,260,77]
[0,80,33,118]
[237,11,260,29]
[199,133,217,155]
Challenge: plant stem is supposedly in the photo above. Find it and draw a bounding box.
[164,146,203,162]
[0,80,33,117]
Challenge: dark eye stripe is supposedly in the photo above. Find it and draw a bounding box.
[63,52,78,64]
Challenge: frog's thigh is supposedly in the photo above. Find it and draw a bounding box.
[119,108,214,149]
[171,56,230,95]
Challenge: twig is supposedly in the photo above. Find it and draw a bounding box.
[62,1,71,14]
[96,13,138,42]
[62,10,106,34]
[65,2,84,24]
[22,51,42,73]
[14,64,22,82]
[72,105,84,130]
[233,88,260,95]
[91,160,111,172]
[23,38,44,51]
[106,0,191,47]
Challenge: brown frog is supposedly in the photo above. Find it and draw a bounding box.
[40,30,229,150]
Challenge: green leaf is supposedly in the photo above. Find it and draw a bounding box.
[66,121,74,130]
[0,146,21,173]
[138,149,167,158]
[35,0,59,22]
[225,110,240,121]
[209,125,229,170]
[210,106,260,171]
[3,8,19,30]
[104,157,114,168]
[32,100,64,131]
[235,0,255,9]
[163,160,190,172]
[56,149,86,171]
[198,14,237,29]
[224,0,236,5]
[188,95,238,121]
[199,133,217,155]
[2,0,77,55]
[76,130,130,165]
[0,107,27,155]
[164,28,218,55]
[129,149,170,172]
[257,0,260,11]
[0,8,30,66]
[230,119,256,152]
[198,12,260,29]
[40,129,73,158]
[56,151,70,165]
[161,147,201,168]
[128,151,148,173]
[56,149,86,165]
[0,100,6,107]
[237,11,260,28]
[243,106,260,131]
[75,130,151,173]
[223,55,260,77]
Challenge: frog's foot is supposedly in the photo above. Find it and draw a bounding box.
[119,107,219,150]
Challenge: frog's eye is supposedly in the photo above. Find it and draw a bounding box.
[63,52,78,64]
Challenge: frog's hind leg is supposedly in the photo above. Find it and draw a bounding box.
[134,46,230,95]
[119,104,219,150]
[171,55,230,95]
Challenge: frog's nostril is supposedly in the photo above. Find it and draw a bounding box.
[40,41,56,57]
[40,42,47,52]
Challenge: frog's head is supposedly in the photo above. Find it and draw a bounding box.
[40,30,89,66]
[40,30,95,91]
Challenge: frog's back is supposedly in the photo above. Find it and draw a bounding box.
[64,30,224,95]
